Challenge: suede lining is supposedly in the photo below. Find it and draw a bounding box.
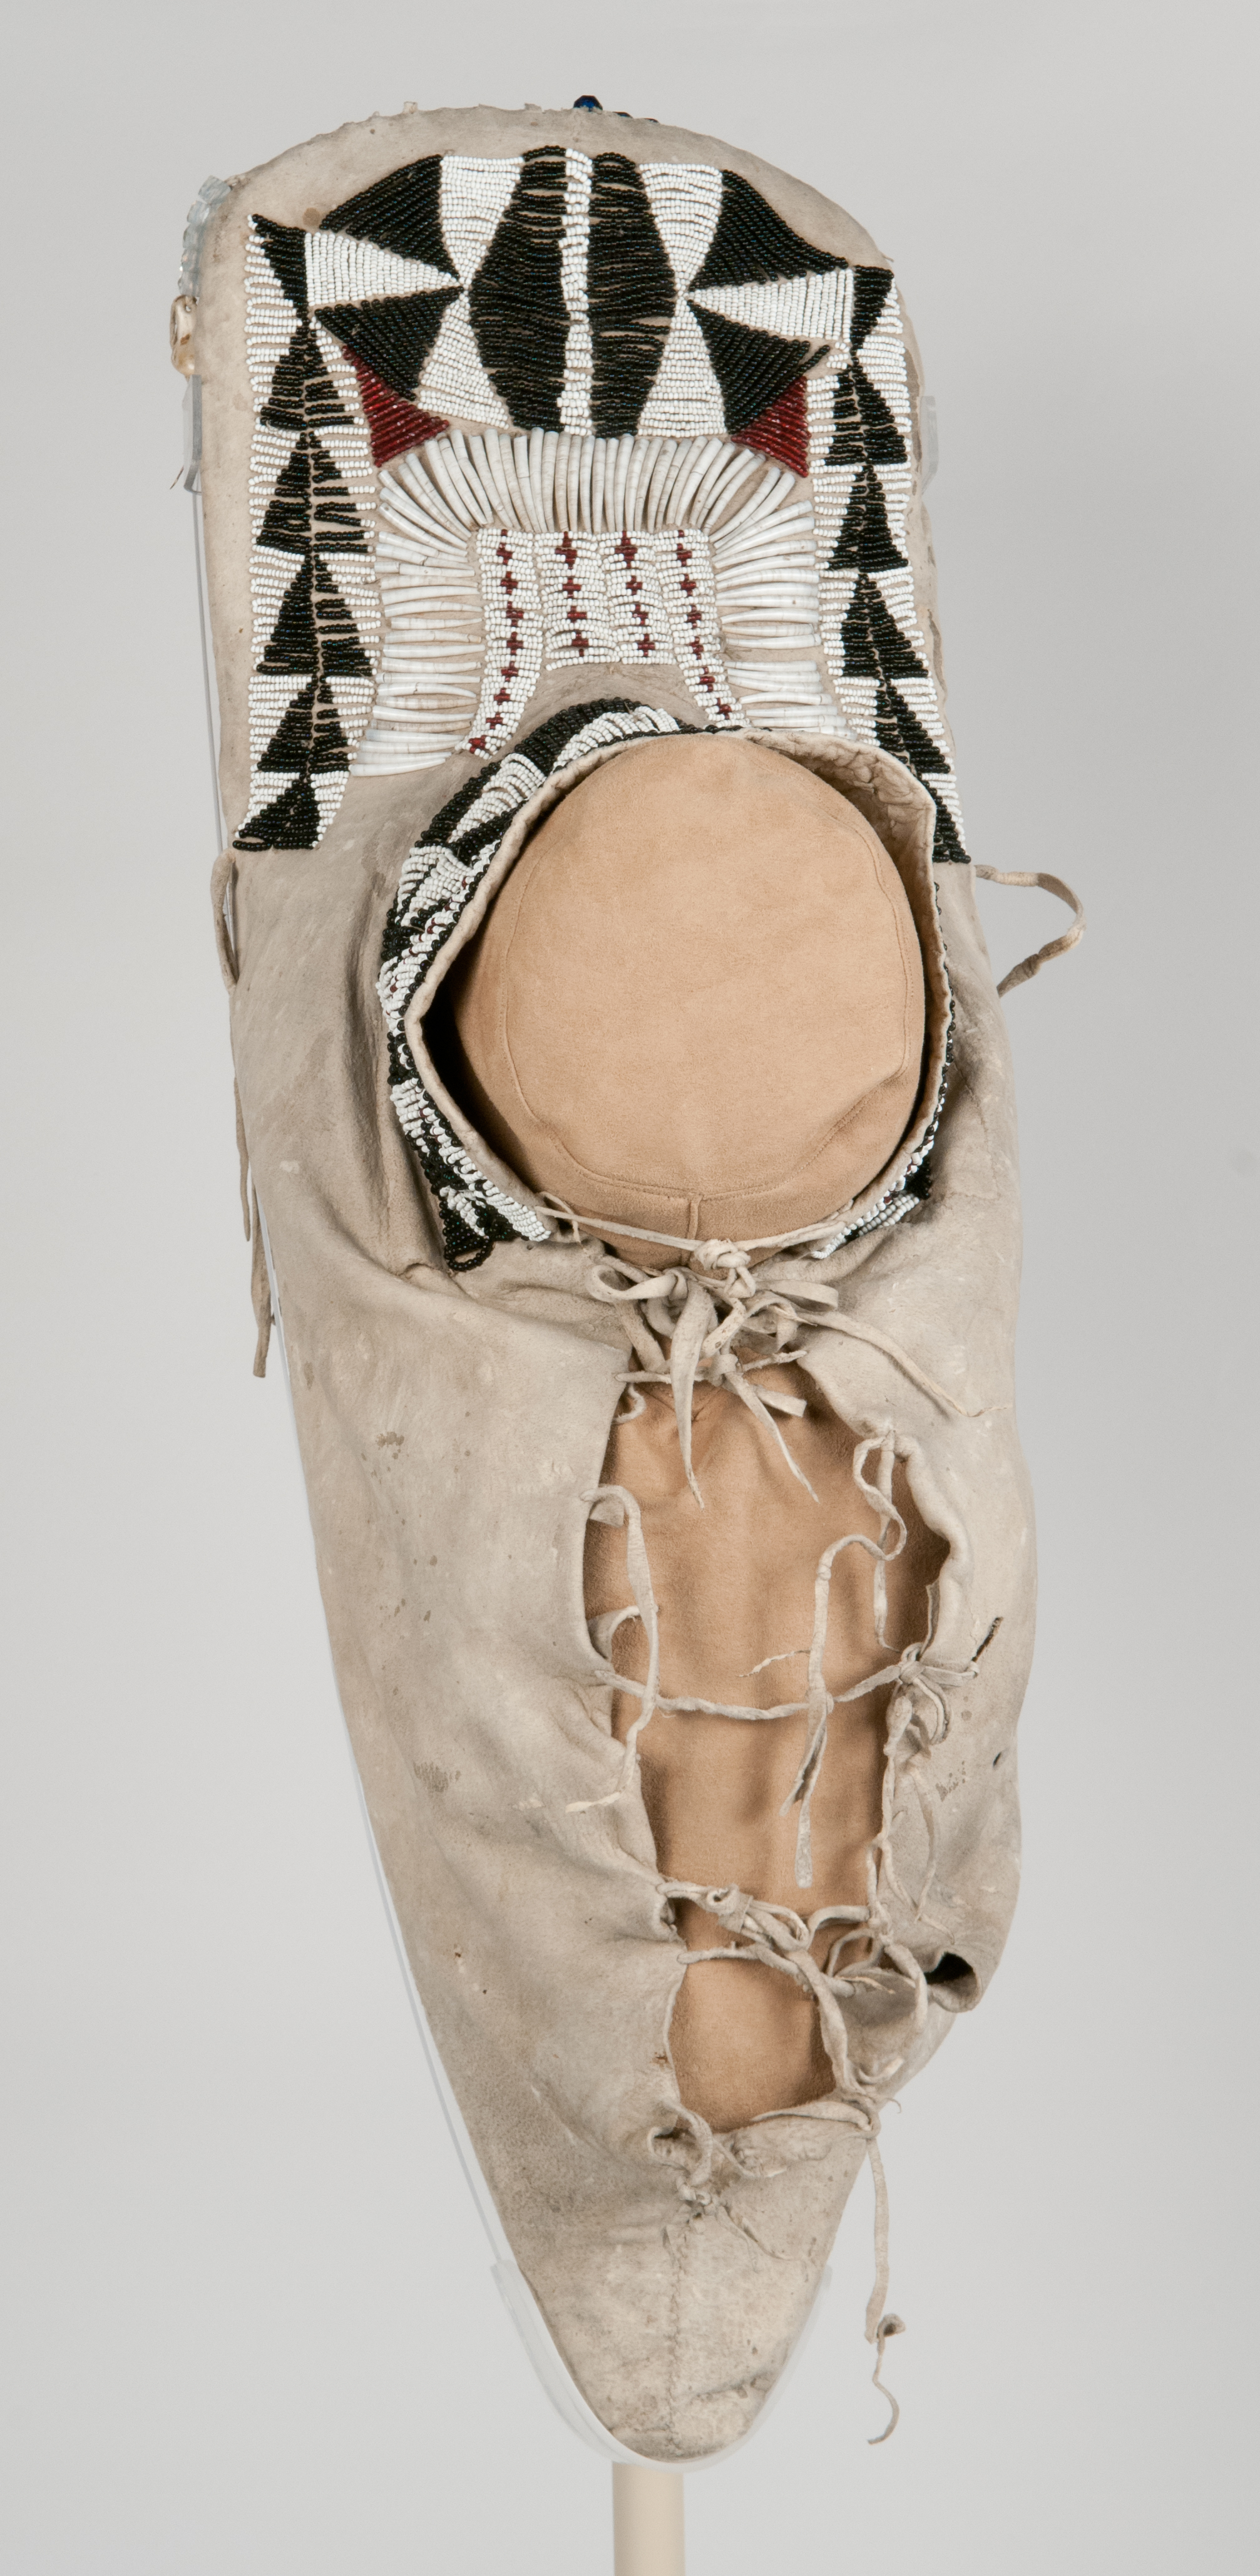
[449,736,925,1243]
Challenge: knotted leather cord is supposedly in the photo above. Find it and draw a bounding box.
[655,1876,914,2436]
[583,1438,984,1888]
[782,1466,908,1887]
[864,2136,906,2443]
[565,1226,986,1512]
[574,1285,991,2438]
[658,1882,924,2105]
[973,863,1085,994]
[546,862,1083,1468]
[580,1441,988,2435]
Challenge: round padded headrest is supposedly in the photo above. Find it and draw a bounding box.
[447,734,926,1245]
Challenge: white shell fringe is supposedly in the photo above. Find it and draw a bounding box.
[354,429,838,773]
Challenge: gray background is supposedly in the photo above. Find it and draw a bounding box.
[3,3,1256,2568]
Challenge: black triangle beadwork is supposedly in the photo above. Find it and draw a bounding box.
[690,168,842,292]
[821,261,966,867]
[322,155,457,273]
[587,154,676,438]
[233,162,969,867]
[235,220,377,853]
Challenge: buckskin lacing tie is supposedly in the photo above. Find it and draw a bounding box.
[578,1465,970,2439]
[542,1210,986,1508]
[973,862,1085,994]
[784,1565,981,1892]
[578,1447,986,1889]
[538,871,1085,1495]
[658,1882,925,2104]
[657,1878,913,2439]
[864,2138,906,2443]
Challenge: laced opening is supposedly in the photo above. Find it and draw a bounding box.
[549,1208,992,1515]
[581,1411,987,2441]
[583,1436,981,1892]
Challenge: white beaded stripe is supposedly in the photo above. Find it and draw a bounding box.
[438,155,521,289]
[832,675,879,743]
[559,150,595,435]
[637,304,728,440]
[690,269,849,345]
[417,294,515,428]
[247,421,374,479]
[305,231,455,311]
[639,162,724,290]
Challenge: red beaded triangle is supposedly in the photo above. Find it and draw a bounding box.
[344,349,448,465]
[732,376,809,478]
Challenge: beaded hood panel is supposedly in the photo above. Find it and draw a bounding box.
[237,151,967,863]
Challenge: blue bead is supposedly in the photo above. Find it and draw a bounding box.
[572,95,603,110]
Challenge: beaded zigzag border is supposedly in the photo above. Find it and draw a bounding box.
[808,269,966,863]
[377,699,692,1267]
[236,220,381,851]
